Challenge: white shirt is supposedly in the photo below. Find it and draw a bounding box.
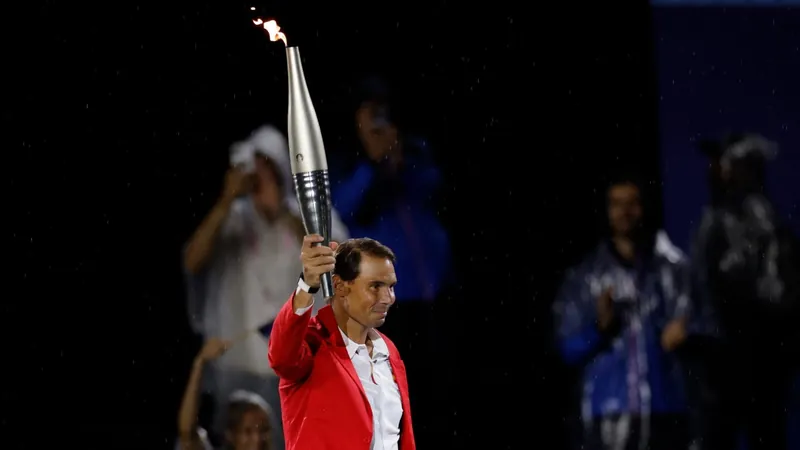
[295,300,404,450]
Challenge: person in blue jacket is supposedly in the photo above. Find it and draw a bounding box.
[332,77,452,304]
[553,176,691,450]
[330,75,453,447]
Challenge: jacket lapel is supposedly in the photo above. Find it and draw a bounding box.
[316,306,371,410]
[379,331,412,409]
[382,333,415,449]
[389,357,409,403]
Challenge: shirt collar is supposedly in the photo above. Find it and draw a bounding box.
[338,328,390,360]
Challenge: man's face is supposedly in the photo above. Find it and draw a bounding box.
[251,154,282,216]
[228,408,271,450]
[607,183,642,237]
[356,103,398,163]
[337,254,397,328]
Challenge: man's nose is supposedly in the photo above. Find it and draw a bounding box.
[378,289,394,304]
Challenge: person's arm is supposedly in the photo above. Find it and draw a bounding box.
[184,168,251,274]
[177,339,229,450]
[660,256,695,352]
[331,162,378,220]
[404,156,443,200]
[268,289,316,382]
[269,235,337,382]
[183,196,234,275]
[553,268,617,366]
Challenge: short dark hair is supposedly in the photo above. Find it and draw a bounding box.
[334,238,397,282]
[606,172,644,198]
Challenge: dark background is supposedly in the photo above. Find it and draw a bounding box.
[7,0,659,447]
[654,6,800,250]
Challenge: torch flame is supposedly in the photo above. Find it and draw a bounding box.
[252,18,287,46]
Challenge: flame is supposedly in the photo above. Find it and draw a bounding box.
[252,18,287,46]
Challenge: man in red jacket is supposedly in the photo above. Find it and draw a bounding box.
[268,234,416,450]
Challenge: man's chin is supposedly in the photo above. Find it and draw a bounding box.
[371,313,388,327]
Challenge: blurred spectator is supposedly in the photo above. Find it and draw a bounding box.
[177,337,275,450]
[686,134,800,450]
[182,125,349,449]
[553,177,692,450]
[331,76,453,444]
[334,76,452,302]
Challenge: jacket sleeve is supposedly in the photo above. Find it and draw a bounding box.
[552,267,604,365]
[268,292,316,382]
[332,162,376,221]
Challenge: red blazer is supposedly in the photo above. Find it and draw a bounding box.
[268,293,416,450]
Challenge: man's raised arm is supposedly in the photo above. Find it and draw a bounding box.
[268,234,338,382]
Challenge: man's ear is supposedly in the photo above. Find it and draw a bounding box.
[332,274,349,297]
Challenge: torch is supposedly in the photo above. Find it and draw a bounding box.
[255,18,335,299]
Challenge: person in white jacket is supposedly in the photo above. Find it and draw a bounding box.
[182,125,349,450]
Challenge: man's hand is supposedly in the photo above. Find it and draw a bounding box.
[196,337,231,364]
[221,167,253,203]
[596,287,615,331]
[661,317,688,352]
[300,234,339,288]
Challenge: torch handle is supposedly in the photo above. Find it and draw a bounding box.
[320,272,334,300]
[294,170,334,299]
[310,241,334,299]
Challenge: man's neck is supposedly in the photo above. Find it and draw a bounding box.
[612,235,636,262]
[333,303,370,345]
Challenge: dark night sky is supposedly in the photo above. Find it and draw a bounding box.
[6,1,659,447]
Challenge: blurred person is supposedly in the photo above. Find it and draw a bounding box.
[268,235,415,450]
[334,77,451,304]
[178,338,275,450]
[183,125,350,449]
[332,77,452,443]
[686,134,800,450]
[553,177,692,450]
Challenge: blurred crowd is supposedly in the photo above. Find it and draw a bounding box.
[173,74,798,450]
[554,135,800,450]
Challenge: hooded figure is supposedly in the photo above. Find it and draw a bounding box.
[686,133,799,450]
[230,125,350,240]
[184,125,349,448]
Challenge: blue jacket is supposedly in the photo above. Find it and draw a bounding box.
[553,231,689,418]
[331,137,452,302]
